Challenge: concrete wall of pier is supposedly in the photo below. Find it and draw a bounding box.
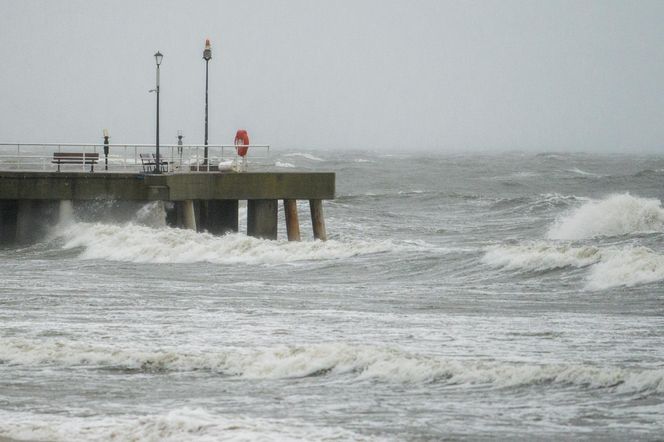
[0,172,334,245]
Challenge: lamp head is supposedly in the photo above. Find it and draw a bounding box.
[203,39,212,61]
[154,51,163,66]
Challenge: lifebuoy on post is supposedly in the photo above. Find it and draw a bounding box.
[234,130,250,157]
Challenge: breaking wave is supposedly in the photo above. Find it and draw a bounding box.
[548,194,664,240]
[0,408,369,442]
[53,222,416,265]
[482,242,601,272]
[587,246,664,291]
[283,153,324,161]
[2,339,663,395]
[483,242,664,290]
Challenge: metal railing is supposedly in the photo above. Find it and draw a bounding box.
[0,143,270,173]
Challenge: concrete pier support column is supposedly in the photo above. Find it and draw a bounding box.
[206,200,239,234]
[247,199,278,240]
[0,200,18,245]
[283,199,301,241]
[182,200,197,231]
[309,199,327,241]
[16,200,35,244]
[16,200,58,244]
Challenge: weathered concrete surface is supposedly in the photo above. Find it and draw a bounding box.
[0,172,335,201]
[198,200,239,234]
[247,199,278,240]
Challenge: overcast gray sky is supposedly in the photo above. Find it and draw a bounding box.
[1,0,663,152]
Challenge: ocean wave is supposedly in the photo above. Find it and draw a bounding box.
[482,242,601,272]
[567,168,602,178]
[274,161,295,168]
[547,194,664,240]
[2,340,662,395]
[587,246,664,291]
[283,153,324,161]
[0,408,370,442]
[491,193,588,213]
[53,222,416,265]
[483,242,664,290]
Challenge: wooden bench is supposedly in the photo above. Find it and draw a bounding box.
[140,153,168,172]
[52,152,100,172]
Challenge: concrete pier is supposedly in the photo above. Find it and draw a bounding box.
[247,199,278,239]
[310,199,327,241]
[0,171,334,244]
[284,199,301,241]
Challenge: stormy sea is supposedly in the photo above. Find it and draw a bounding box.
[1,151,663,441]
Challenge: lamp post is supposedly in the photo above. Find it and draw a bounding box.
[203,39,212,165]
[103,129,110,171]
[154,51,163,174]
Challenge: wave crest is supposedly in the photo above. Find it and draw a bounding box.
[54,222,412,265]
[482,242,601,272]
[548,194,664,240]
[0,408,365,442]
[2,339,663,394]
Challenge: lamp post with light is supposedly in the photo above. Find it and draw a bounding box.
[153,51,163,174]
[203,39,212,165]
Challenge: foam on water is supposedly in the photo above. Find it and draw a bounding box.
[283,153,324,161]
[0,408,371,442]
[587,246,664,291]
[482,242,601,272]
[3,339,663,394]
[274,161,295,168]
[52,221,422,265]
[548,194,664,240]
[483,242,664,289]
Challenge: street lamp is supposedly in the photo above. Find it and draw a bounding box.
[103,128,110,171]
[203,39,212,165]
[154,51,163,174]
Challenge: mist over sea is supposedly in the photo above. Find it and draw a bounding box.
[1,151,663,441]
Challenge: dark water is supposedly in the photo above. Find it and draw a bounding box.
[1,151,663,441]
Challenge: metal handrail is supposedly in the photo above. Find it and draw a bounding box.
[0,143,270,173]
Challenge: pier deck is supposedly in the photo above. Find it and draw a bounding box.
[0,171,335,243]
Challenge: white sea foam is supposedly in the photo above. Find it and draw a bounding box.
[482,242,601,272]
[484,242,664,290]
[0,408,371,442]
[548,194,664,240]
[283,152,324,161]
[2,339,662,395]
[274,161,295,168]
[52,222,415,265]
[586,246,664,291]
[567,167,601,177]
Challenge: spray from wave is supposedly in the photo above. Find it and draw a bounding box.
[547,194,664,240]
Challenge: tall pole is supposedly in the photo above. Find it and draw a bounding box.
[154,51,163,174]
[204,59,209,164]
[203,39,212,165]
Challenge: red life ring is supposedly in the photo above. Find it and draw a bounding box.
[234,130,250,157]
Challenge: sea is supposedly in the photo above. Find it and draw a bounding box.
[0,151,663,441]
